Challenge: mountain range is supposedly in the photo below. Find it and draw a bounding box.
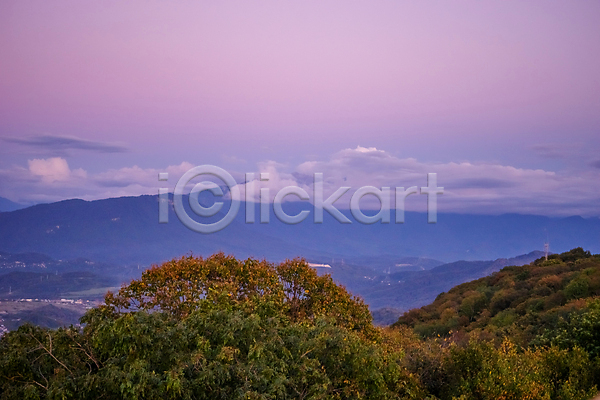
[0,194,599,266]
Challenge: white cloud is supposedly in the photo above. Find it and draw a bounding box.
[28,157,86,183]
[1,147,599,217]
[0,160,195,204]
[354,146,384,154]
[289,146,600,216]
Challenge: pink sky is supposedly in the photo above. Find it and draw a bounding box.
[0,1,599,215]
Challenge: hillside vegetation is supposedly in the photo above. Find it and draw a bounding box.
[0,254,420,399]
[1,251,599,399]
[393,248,600,348]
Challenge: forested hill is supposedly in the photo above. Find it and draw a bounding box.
[393,247,600,348]
[2,252,600,399]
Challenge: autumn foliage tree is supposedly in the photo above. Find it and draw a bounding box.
[2,251,600,399]
[1,253,420,399]
[101,253,374,335]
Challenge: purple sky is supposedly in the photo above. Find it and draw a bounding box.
[1,1,599,216]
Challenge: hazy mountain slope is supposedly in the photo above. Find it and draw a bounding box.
[0,197,27,212]
[1,195,599,266]
[324,251,545,312]
[0,271,117,300]
[0,196,326,265]
[0,303,88,331]
[0,251,131,276]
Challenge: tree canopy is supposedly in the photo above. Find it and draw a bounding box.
[101,253,374,335]
[0,254,421,399]
[1,251,600,399]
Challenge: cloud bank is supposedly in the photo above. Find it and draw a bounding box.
[0,147,599,217]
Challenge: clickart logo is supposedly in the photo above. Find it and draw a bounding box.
[158,165,443,234]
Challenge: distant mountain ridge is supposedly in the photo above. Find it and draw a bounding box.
[0,197,28,212]
[0,194,599,267]
[0,250,137,278]
[318,251,545,313]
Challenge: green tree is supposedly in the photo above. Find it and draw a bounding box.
[0,254,421,399]
[102,253,373,336]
